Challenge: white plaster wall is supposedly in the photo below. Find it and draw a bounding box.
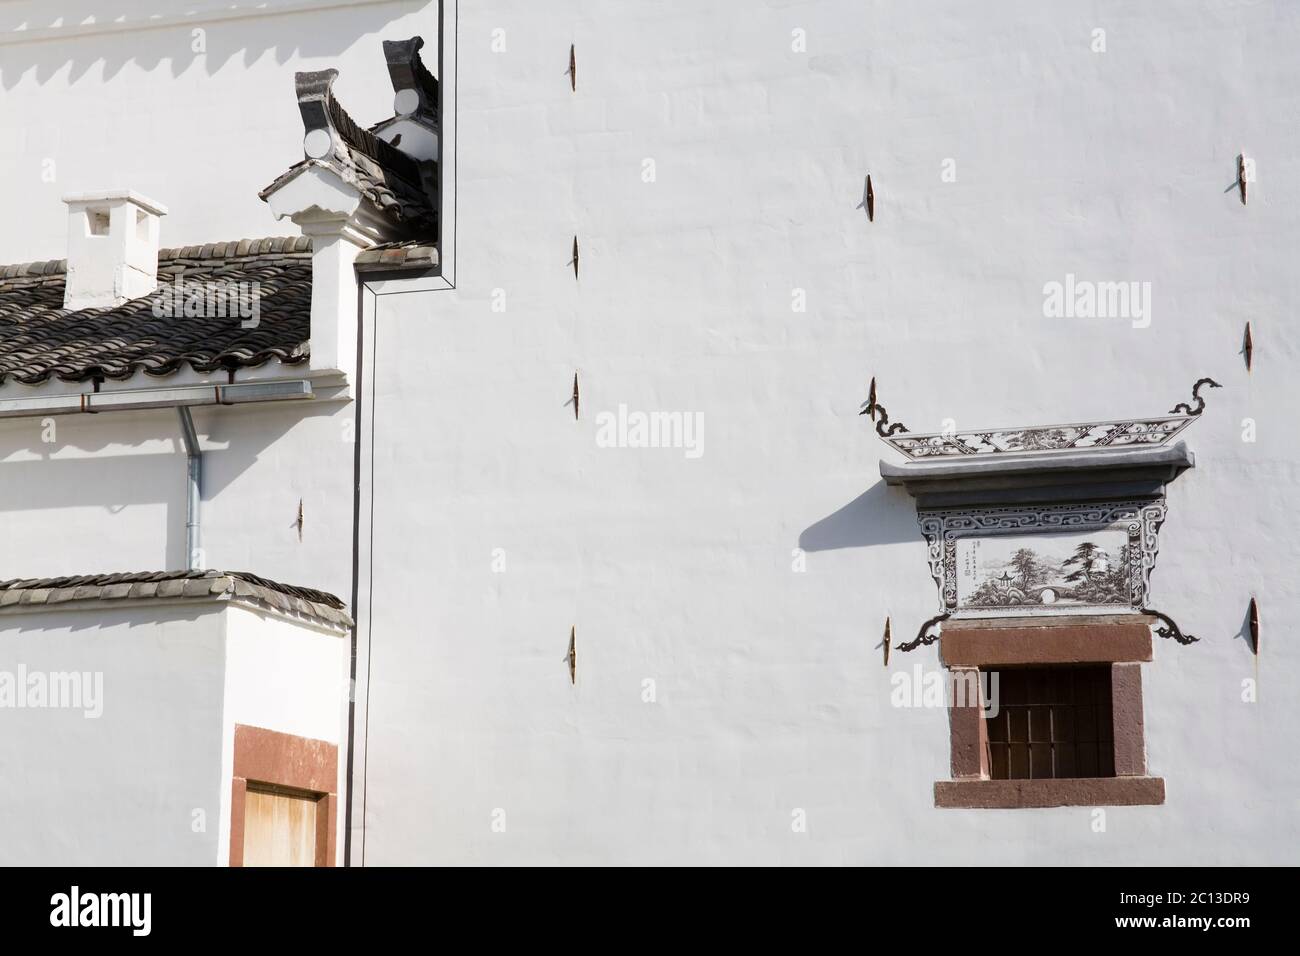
[354,0,1300,865]
[223,607,348,745]
[0,412,176,575]
[0,402,356,601]
[0,0,1296,866]
[0,605,226,865]
[0,602,349,865]
[218,606,350,865]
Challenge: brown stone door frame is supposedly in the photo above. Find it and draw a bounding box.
[229,724,339,867]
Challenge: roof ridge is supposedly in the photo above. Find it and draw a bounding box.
[0,235,312,279]
[158,235,312,261]
[0,258,66,281]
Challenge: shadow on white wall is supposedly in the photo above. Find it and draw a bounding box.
[0,0,424,89]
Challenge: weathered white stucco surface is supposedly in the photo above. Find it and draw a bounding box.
[219,606,350,865]
[354,0,1300,865]
[0,602,348,865]
[2,0,1298,865]
[0,605,225,866]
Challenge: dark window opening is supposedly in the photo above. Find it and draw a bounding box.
[984,666,1114,780]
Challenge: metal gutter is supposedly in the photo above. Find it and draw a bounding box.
[176,407,202,571]
[0,379,314,419]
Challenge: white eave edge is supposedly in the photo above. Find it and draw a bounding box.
[0,368,349,420]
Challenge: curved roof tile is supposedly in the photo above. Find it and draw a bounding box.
[0,237,312,386]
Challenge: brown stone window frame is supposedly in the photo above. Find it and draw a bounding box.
[229,724,339,867]
[934,616,1164,809]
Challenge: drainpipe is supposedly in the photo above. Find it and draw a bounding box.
[177,407,201,570]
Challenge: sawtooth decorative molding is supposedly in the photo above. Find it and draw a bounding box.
[0,1,398,45]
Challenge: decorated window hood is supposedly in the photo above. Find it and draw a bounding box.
[867,378,1220,647]
[880,440,1194,508]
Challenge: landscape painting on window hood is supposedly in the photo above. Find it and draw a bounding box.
[956,530,1133,610]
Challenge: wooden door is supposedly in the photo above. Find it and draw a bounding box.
[241,786,319,867]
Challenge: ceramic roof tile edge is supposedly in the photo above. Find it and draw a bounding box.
[258,67,436,236]
[354,239,439,270]
[0,570,352,629]
[0,341,311,388]
[374,36,439,128]
[0,237,312,288]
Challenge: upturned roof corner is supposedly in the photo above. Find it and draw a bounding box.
[259,38,439,244]
[869,377,1216,506]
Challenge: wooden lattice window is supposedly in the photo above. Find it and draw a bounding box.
[984,666,1114,779]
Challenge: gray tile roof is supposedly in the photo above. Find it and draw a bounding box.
[259,69,436,236]
[0,569,352,628]
[0,237,312,386]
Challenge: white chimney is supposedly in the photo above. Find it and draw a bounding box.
[61,190,168,311]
